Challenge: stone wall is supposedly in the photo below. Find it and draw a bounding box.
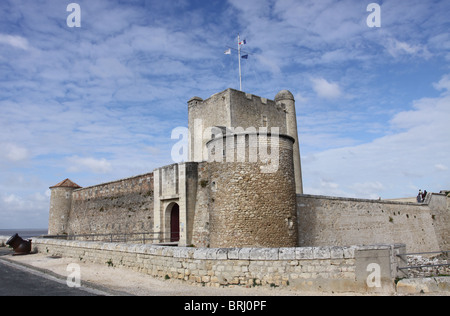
[297,193,448,253]
[188,89,288,162]
[405,254,450,278]
[153,163,199,246]
[191,162,212,248]
[49,186,76,235]
[67,173,154,236]
[31,238,405,294]
[228,89,287,134]
[203,133,297,248]
[428,195,450,251]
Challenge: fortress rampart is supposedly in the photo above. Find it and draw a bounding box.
[49,174,449,253]
[54,173,154,237]
[297,193,449,253]
[47,88,449,253]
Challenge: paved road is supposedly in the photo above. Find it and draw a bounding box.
[0,248,101,296]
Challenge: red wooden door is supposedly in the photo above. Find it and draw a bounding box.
[170,204,180,242]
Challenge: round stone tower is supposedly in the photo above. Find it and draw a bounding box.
[206,131,298,248]
[48,179,81,235]
[275,90,303,195]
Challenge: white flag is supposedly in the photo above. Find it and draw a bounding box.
[224,48,231,55]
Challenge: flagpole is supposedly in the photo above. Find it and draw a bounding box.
[238,33,242,91]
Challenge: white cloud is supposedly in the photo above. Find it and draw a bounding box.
[390,94,450,131]
[384,38,431,59]
[294,92,308,104]
[303,74,450,199]
[1,144,29,162]
[3,194,22,205]
[67,156,113,174]
[89,58,133,79]
[350,182,385,199]
[435,164,448,171]
[0,34,29,50]
[433,75,450,94]
[0,191,50,228]
[310,78,342,99]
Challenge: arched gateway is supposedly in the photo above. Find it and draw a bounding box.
[170,203,180,242]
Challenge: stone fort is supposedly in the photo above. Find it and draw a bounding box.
[48,88,449,253]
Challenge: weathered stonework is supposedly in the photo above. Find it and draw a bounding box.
[47,88,450,253]
[64,173,154,236]
[297,193,449,253]
[48,179,81,235]
[30,238,406,294]
[49,89,303,249]
[205,132,297,248]
[188,88,303,194]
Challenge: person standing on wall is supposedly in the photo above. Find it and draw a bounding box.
[422,190,428,202]
[417,190,423,203]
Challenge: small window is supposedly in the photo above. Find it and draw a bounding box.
[262,116,268,127]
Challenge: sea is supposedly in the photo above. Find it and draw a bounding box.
[0,229,48,239]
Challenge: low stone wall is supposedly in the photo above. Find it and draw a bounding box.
[396,277,450,294]
[32,238,405,294]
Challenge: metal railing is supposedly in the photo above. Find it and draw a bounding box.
[42,232,179,245]
[397,250,449,278]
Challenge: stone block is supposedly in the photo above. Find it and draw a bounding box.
[355,248,395,294]
[227,248,240,260]
[313,247,331,259]
[266,248,279,260]
[238,248,252,260]
[145,246,158,256]
[216,248,228,260]
[296,247,314,260]
[396,277,450,294]
[135,245,148,254]
[173,247,190,258]
[161,247,174,257]
[279,248,296,260]
[330,247,344,259]
[205,249,218,260]
[343,246,356,259]
[193,248,209,260]
[250,248,267,260]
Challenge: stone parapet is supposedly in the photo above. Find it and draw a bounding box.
[31,238,405,294]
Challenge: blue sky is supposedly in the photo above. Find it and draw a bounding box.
[0,0,449,228]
